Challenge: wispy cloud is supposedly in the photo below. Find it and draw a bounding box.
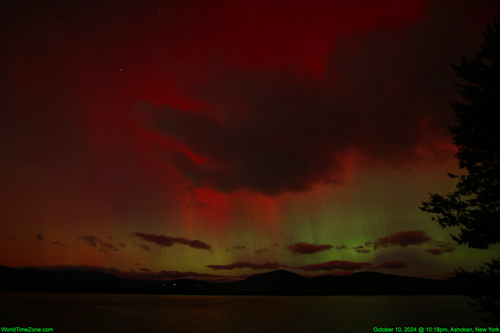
[132,232,212,251]
[356,230,433,253]
[425,241,457,255]
[206,261,284,271]
[296,260,371,272]
[286,242,334,255]
[78,235,119,252]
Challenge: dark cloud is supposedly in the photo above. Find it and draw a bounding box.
[138,243,150,251]
[353,244,371,253]
[286,242,334,255]
[206,261,283,271]
[426,249,449,255]
[254,247,270,255]
[373,260,409,270]
[139,268,153,272]
[138,72,343,196]
[296,260,371,272]
[226,245,248,252]
[371,230,433,250]
[52,241,68,247]
[426,242,457,255]
[336,245,346,250]
[78,235,120,252]
[357,231,455,255]
[19,265,121,274]
[132,232,212,251]
[78,236,98,247]
[36,234,42,241]
[135,2,482,196]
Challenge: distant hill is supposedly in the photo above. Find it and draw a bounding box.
[0,266,466,295]
[227,269,308,291]
[0,265,121,293]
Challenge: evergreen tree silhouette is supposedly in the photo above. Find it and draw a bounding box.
[420,20,500,323]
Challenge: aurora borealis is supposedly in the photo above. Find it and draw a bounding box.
[1,0,499,282]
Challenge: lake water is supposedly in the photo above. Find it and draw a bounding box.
[0,292,492,333]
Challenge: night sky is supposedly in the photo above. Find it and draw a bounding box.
[1,0,499,283]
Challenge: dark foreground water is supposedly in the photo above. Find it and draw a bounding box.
[0,293,493,333]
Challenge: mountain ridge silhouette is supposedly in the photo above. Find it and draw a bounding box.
[0,266,466,295]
